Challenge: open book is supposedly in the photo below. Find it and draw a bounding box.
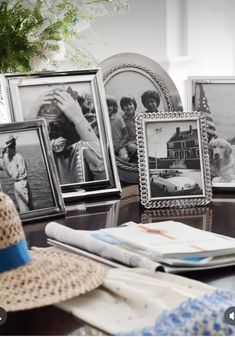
[46,221,235,273]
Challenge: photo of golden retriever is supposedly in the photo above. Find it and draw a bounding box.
[209,137,235,183]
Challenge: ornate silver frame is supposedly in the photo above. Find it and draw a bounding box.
[136,111,212,208]
[100,53,183,184]
[1,69,121,200]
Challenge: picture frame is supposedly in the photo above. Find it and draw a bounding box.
[2,69,121,200]
[0,119,65,222]
[100,53,183,184]
[136,111,212,208]
[188,76,235,192]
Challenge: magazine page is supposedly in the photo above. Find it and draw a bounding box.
[100,221,235,259]
[45,222,164,272]
[46,222,235,273]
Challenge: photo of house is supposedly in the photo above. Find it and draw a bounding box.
[166,125,200,170]
[146,120,204,198]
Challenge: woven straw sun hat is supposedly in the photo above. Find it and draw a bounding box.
[0,192,107,312]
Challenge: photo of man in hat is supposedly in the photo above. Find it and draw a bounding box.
[0,134,33,212]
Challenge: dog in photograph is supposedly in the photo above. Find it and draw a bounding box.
[209,137,235,183]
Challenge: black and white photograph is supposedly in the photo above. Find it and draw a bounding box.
[189,77,235,190]
[0,120,64,222]
[136,112,212,208]
[147,120,204,198]
[105,84,163,165]
[4,70,121,200]
[100,53,183,184]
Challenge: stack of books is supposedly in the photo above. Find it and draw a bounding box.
[46,220,235,273]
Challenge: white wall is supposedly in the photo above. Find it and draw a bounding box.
[76,0,235,109]
[80,0,168,65]
[186,0,234,75]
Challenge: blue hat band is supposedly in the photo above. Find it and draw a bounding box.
[0,239,31,272]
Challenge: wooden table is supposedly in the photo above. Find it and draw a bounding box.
[2,187,235,335]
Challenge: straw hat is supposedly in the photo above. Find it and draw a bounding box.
[0,192,107,312]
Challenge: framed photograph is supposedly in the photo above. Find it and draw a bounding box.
[136,111,212,208]
[100,53,183,184]
[3,69,121,200]
[0,119,65,222]
[188,76,235,191]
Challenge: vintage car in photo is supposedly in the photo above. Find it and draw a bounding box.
[150,172,201,196]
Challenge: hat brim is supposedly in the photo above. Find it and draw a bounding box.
[5,136,17,148]
[0,246,107,312]
[5,140,16,148]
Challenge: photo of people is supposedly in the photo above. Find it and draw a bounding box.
[0,129,55,213]
[120,96,138,162]
[104,69,166,115]
[106,96,129,162]
[101,53,183,184]
[141,90,160,112]
[106,89,161,167]
[103,68,167,183]
[15,82,107,186]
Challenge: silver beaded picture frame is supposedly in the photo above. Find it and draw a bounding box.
[136,111,212,209]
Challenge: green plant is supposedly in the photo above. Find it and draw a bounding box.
[0,0,128,72]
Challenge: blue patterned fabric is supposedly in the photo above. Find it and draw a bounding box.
[118,290,235,336]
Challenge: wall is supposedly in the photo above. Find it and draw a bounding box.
[186,0,234,75]
[78,0,235,109]
[80,0,168,65]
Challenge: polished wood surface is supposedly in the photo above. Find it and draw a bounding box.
[2,186,235,335]
[1,307,84,336]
